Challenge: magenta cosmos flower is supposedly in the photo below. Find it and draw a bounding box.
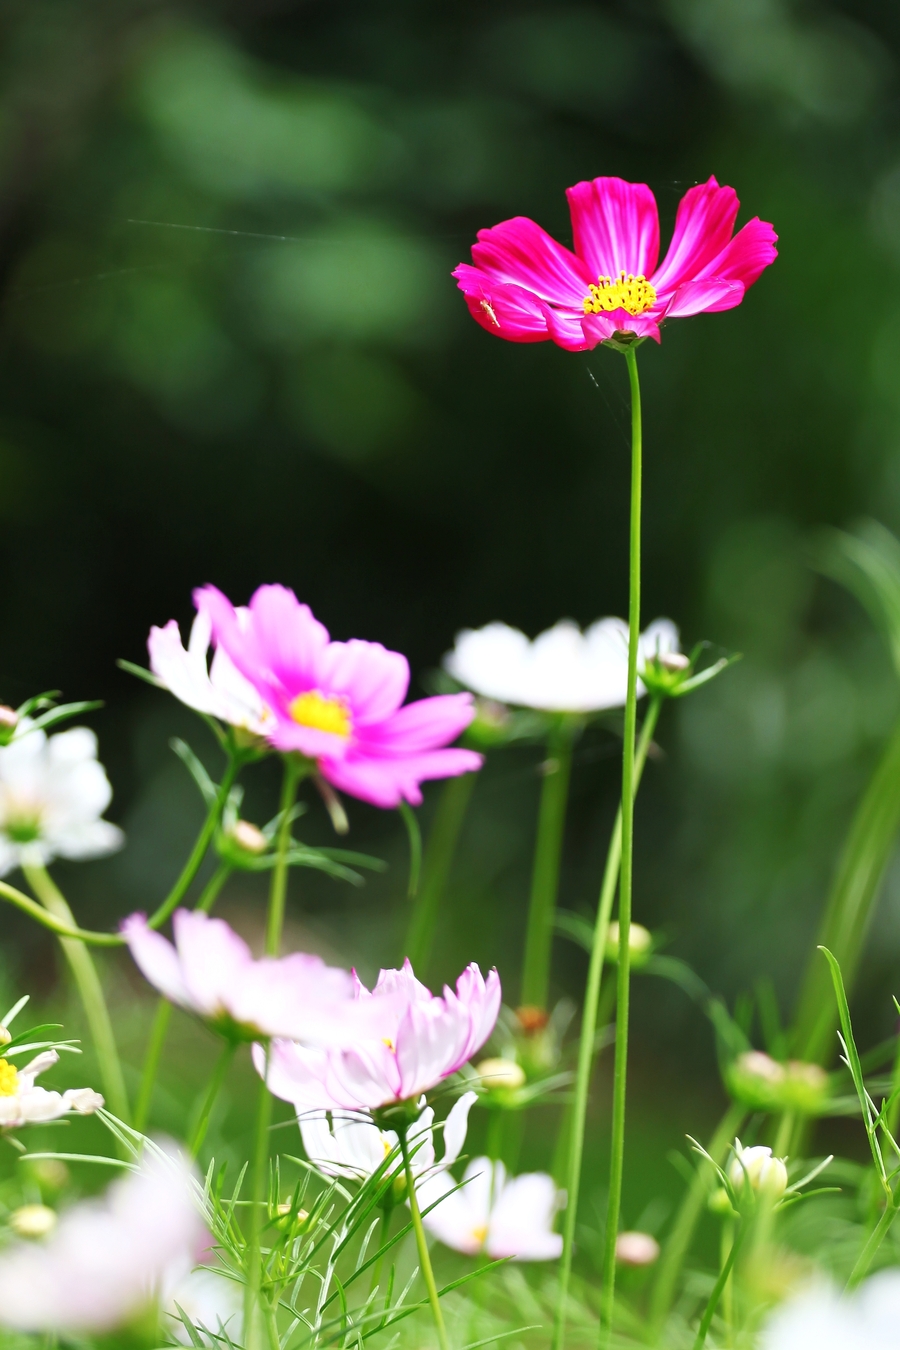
[453,175,777,349]
[194,585,482,809]
[122,909,384,1046]
[255,958,501,1111]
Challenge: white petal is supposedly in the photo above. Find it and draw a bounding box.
[486,1171,563,1261]
[441,1092,477,1168]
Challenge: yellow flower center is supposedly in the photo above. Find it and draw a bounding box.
[583,271,657,317]
[471,1224,488,1246]
[288,691,352,739]
[0,1059,19,1097]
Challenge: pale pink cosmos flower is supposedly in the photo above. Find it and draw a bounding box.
[122,909,383,1047]
[420,1156,563,1261]
[148,606,272,738]
[453,175,777,349]
[0,1141,206,1334]
[193,584,482,809]
[256,958,501,1111]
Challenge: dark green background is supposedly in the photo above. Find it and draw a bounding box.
[1,0,899,1243]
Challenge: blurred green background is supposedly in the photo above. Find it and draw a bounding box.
[2,0,900,1265]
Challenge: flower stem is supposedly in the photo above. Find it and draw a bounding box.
[521,717,576,1009]
[552,696,661,1350]
[649,1103,746,1330]
[400,1126,450,1350]
[196,862,232,913]
[848,1195,899,1288]
[188,1039,235,1157]
[147,753,240,931]
[599,344,642,1341]
[692,1220,744,1350]
[266,758,301,956]
[405,772,477,972]
[245,1054,274,1350]
[134,998,172,1132]
[24,863,131,1123]
[398,801,422,901]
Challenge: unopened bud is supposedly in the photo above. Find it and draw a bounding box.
[10,1204,56,1239]
[276,1202,309,1222]
[516,1005,549,1035]
[708,1186,737,1217]
[27,1158,69,1192]
[727,1051,829,1116]
[0,706,18,731]
[605,922,652,966]
[0,1027,11,1047]
[728,1142,788,1201]
[231,820,268,855]
[615,1231,660,1266]
[659,652,690,672]
[476,1058,526,1091]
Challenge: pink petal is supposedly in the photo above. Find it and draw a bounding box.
[324,1043,401,1110]
[698,216,779,295]
[255,1041,337,1110]
[566,177,660,282]
[121,913,191,1008]
[454,965,501,1061]
[468,217,589,308]
[453,267,554,343]
[317,638,409,724]
[361,694,475,754]
[663,276,745,319]
[320,747,482,808]
[374,959,433,1004]
[195,584,329,708]
[395,997,472,1100]
[262,719,353,760]
[580,310,662,346]
[541,302,598,352]
[173,910,252,1020]
[650,177,740,295]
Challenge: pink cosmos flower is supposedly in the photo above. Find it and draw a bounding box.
[453,175,777,349]
[122,909,383,1047]
[193,584,482,809]
[255,958,501,1111]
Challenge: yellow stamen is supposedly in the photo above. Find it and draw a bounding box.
[382,1037,395,1051]
[583,271,657,317]
[471,1224,488,1245]
[288,691,351,739]
[0,1059,19,1097]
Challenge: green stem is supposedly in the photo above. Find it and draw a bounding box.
[405,772,477,973]
[521,719,576,1009]
[692,1221,744,1350]
[196,862,232,914]
[147,754,240,930]
[791,713,900,1063]
[888,1034,900,1138]
[398,801,422,901]
[721,1217,735,1345]
[245,1053,274,1350]
[599,343,643,1341]
[848,1196,899,1288]
[400,1126,450,1350]
[24,863,130,1123]
[266,759,302,956]
[649,1102,746,1330]
[552,696,661,1350]
[134,998,172,1133]
[0,878,121,945]
[369,1206,392,1297]
[188,1040,235,1157]
[486,1109,504,1163]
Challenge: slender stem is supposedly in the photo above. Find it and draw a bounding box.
[649,1103,746,1329]
[521,719,576,1009]
[245,1052,274,1350]
[24,864,130,1123]
[398,801,422,901]
[552,697,661,1350]
[0,878,121,945]
[188,1040,235,1157]
[692,1221,744,1350]
[134,998,172,1132]
[889,1035,900,1138]
[266,759,301,956]
[196,862,232,914]
[405,772,477,973]
[369,1206,392,1296]
[599,344,643,1341]
[721,1218,735,1345]
[400,1126,450,1350]
[147,754,240,930]
[486,1109,504,1163]
[848,1196,899,1287]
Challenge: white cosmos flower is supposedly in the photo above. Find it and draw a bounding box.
[0,1141,206,1334]
[165,1267,243,1347]
[445,617,680,713]
[0,725,123,877]
[420,1156,564,1260]
[0,1049,103,1127]
[761,1271,900,1350]
[148,607,272,736]
[300,1091,477,1190]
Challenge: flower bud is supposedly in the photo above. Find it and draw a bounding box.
[0,1026,11,1048]
[605,922,652,967]
[728,1142,788,1201]
[708,1186,737,1217]
[9,1204,56,1239]
[659,652,690,672]
[231,820,268,855]
[726,1050,829,1116]
[26,1158,69,1193]
[476,1058,526,1091]
[615,1231,660,1266]
[515,1006,550,1035]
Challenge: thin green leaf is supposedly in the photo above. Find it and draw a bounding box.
[117,658,165,689]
